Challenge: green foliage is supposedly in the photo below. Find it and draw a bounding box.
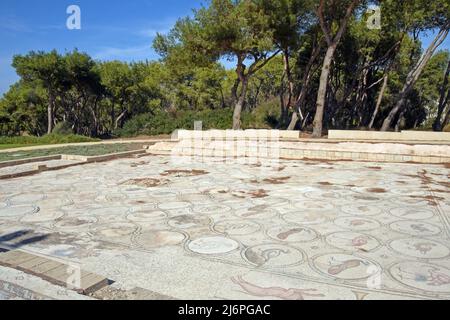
[52,122,73,135]
[117,109,234,137]
[0,134,99,146]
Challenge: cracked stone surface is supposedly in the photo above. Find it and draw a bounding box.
[0,155,449,300]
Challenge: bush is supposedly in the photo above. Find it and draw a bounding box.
[52,122,73,135]
[117,108,234,137]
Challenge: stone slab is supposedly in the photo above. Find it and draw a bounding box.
[0,250,109,295]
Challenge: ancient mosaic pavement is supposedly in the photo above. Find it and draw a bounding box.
[0,156,449,300]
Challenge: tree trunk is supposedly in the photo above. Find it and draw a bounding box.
[232,78,248,130]
[115,109,127,130]
[368,72,389,129]
[433,60,450,131]
[47,91,55,134]
[381,27,450,131]
[312,44,336,137]
[280,50,294,128]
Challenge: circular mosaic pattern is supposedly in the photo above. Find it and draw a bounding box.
[325,232,381,252]
[234,207,279,220]
[390,262,450,293]
[334,217,381,231]
[158,201,190,210]
[0,202,7,209]
[391,196,431,206]
[293,201,334,211]
[20,210,64,223]
[193,204,232,215]
[346,194,381,202]
[390,208,434,220]
[90,223,137,239]
[168,215,211,229]
[389,238,450,259]
[340,205,382,216]
[188,236,239,255]
[0,205,39,217]
[213,220,260,236]
[312,253,380,280]
[389,220,442,237]
[88,207,130,216]
[267,225,318,243]
[53,216,98,231]
[127,210,167,222]
[136,230,186,248]
[8,193,46,205]
[283,211,329,225]
[305,190,341,200]
[243,244,304,268]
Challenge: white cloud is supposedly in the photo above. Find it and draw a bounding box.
[93,44,158,61]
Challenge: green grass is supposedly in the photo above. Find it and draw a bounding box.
[0,134,100,149]
[0,143,144,162]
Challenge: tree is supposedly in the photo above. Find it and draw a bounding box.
[165,0,280,129]
[432,57,450,131]
[381,0,450,131]
[12,50,66,134]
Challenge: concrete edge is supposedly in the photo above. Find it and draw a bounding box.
[0,155,62,169]
[0,149,147,180]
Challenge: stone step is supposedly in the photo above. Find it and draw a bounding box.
[0,250,109,295]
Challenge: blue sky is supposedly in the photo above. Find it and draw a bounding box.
[0,0,449,96]
[0,0,205,95]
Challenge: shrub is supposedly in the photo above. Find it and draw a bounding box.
[52,122,73,135]
[117,108,234,137]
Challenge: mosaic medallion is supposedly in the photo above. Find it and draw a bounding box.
[243,244,304,268]
[340,205,382,216]
[293,201,334,211]
[193,204,232,215]
[346,194,381,202]
[267,225,318,243]
[20,210,64,223]
[389,207,434,220]
[325,232,381,252]
[158,201,190,210]
[390,262,450,293]
[8,193,46,205]
[0,205,39,217]
[53,216,98,231]
[334,217,381,231]
[188,236,239,255]
[127,210,167,222]
[312,253,380,280]
[389,220,442,237]
[304,190,341,200]
[88,207,130,216]
[234,207,279,220]
[391,196,431,206]
[90,223,137,239]
[389,238,450,259]
[136,230,186,248]
[168,215,211,229]
[283,211,329,225]
[213,220,260,236]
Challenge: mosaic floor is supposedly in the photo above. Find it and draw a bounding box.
[0,155,449,300]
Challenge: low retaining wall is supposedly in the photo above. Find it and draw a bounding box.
[173,129,300,140]
[328,130,450,142]
[151,138,450,164]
